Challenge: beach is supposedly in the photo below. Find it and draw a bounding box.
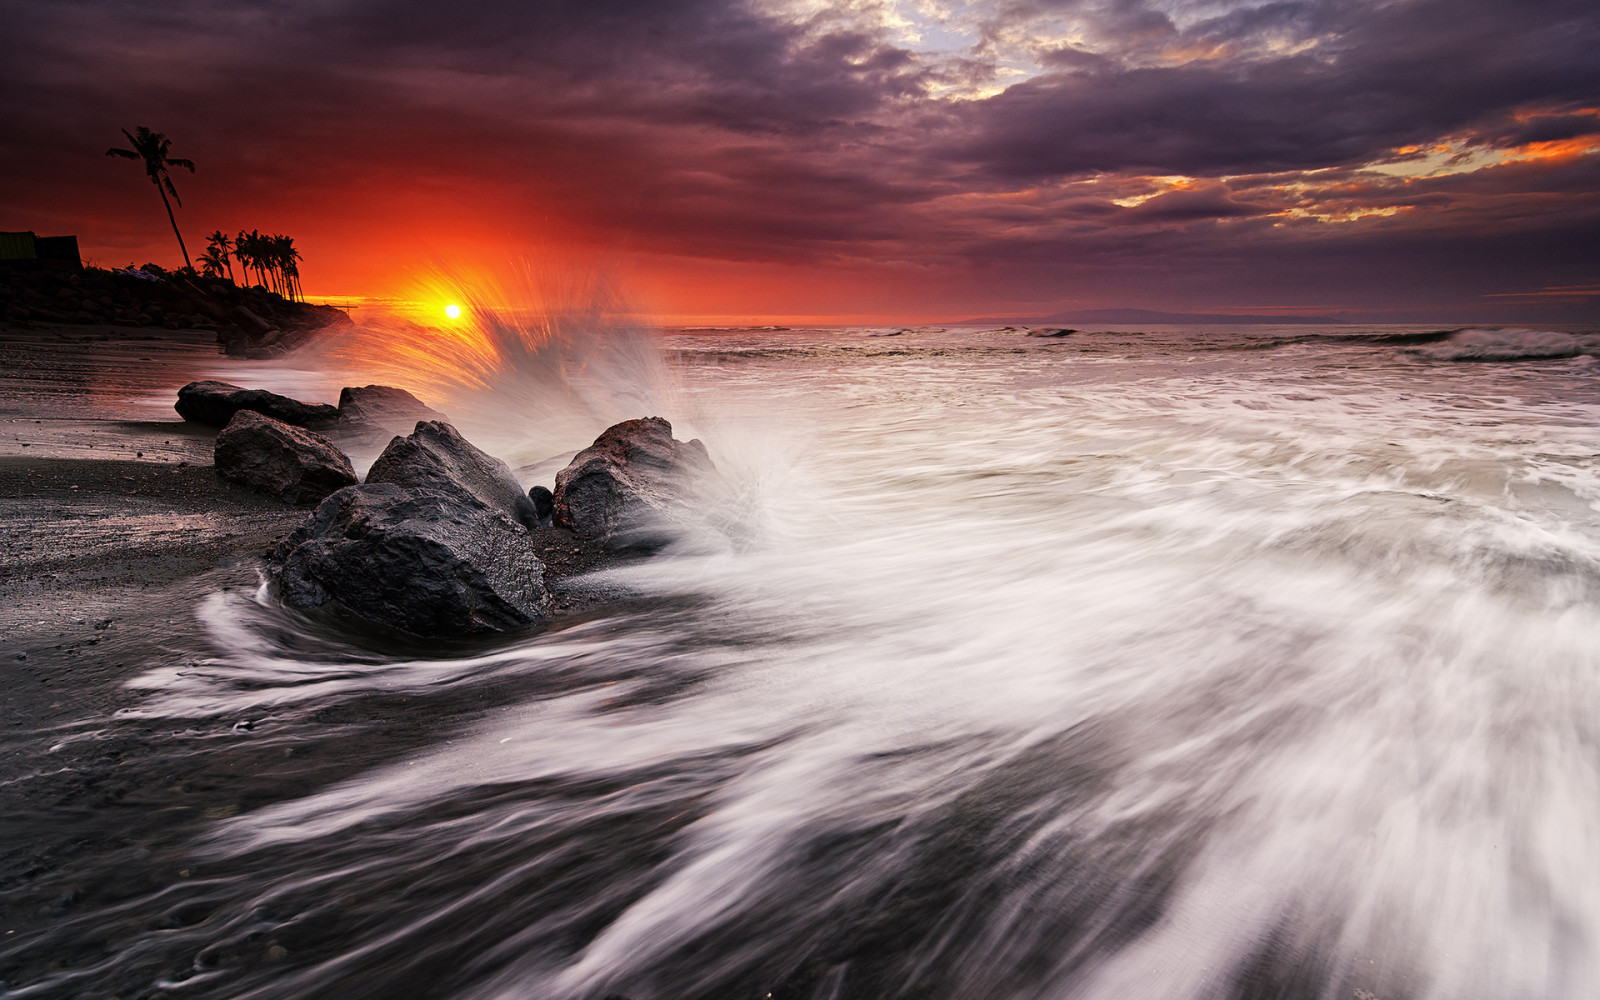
[3,317,1600,999]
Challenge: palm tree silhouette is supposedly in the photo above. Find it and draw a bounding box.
[198,244,227,279]
[106,127,197,270]
[274,235,303,300]
[205,230,236,284]
[237,230,262,289]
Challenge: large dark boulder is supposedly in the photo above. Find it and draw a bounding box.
[275,484,548,637]
[175,380,340,429]
[337,384,446,431]
[214,410,357,504]
[553,417,715,547]
[366,421,540,530]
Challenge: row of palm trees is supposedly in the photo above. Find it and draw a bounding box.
[200,231,303,300]
[108,126,306,301]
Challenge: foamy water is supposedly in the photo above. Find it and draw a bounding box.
[7,320,1600,999]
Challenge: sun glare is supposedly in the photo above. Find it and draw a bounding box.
[444,303,462,319]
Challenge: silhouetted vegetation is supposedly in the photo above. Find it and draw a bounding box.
[106,130,309,301]
[105,127,196,270]
[0,263,350,354]
[233,230,303,301]
[200,230,236,284]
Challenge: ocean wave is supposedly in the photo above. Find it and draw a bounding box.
[1415,327,1600,362]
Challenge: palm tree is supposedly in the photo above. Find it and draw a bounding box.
[198,245,227,279]
[273,235,302,300]
[236,230,262,289]
[106,127,197,269]
[205,230,236,284]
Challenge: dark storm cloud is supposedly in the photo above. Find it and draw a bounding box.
[1485,112,1600,148]
[960,0,1600,178]
[1,0,1596,317]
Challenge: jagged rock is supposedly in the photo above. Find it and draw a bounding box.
[275,484,548,637]
[337,384,446,430]
[553,417,715,547]
[528,485,555,527]
[1025,327,1076,338]
[214,410,357,504]
[366,421,540,530]
[175,380,340,429]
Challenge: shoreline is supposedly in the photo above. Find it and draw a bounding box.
[0,322,652,984]
[0,320,650,708]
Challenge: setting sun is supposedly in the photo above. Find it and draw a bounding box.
[444,303,462,319]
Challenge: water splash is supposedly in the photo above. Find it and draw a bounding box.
[202,262,693,475]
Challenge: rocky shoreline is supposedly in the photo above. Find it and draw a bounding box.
[0,319,721,658]
[174,377,717,638]
[0,265,351,356]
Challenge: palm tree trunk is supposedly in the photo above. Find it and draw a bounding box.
[154,180,192,269]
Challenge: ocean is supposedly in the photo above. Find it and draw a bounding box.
[4,320,1600,999]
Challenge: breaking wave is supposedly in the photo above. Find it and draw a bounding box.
[1414,327,1600,362]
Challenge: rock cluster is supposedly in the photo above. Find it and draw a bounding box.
[178,381,451,435]
[182,376,718,638]
[0,264,351,354]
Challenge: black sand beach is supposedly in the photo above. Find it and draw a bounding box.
[0,321,639,995]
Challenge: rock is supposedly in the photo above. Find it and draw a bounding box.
[366,421,540,530]
[175,380,340,429]
[233,305,274,335]
[214,410,358,504]
[553,417,715,547]
[337,384,445,430]
[1025,327,1076,338]
[528,485,555,527]
[275,484,548,637]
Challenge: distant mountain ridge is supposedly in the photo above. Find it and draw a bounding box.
[954,308,1346,326]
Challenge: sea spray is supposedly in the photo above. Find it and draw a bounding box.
[203,261,694,476]
[11,321,1598,999]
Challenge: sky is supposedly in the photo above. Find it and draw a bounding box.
[2,0,1598,324]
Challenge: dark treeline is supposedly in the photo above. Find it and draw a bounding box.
[200,230,302,301]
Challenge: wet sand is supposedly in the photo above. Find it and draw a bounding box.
[0,324,309,723]
[0,327,306,951]
[0,324,635,987]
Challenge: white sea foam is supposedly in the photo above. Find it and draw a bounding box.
[113,322,1600,999]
